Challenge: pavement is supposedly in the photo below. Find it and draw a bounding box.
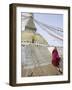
[21,64,62,77]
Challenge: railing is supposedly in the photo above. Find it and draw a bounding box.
[21,41,63,48]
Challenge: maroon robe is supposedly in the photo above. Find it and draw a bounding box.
[52,48,60,67]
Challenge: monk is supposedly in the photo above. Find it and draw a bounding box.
[52,47,60,67]
[52,47,62,74]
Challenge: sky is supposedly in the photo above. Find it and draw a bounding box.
[21,13,63,47]
[34,13,63,29]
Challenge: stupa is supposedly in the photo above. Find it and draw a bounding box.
[21,14,61,77]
